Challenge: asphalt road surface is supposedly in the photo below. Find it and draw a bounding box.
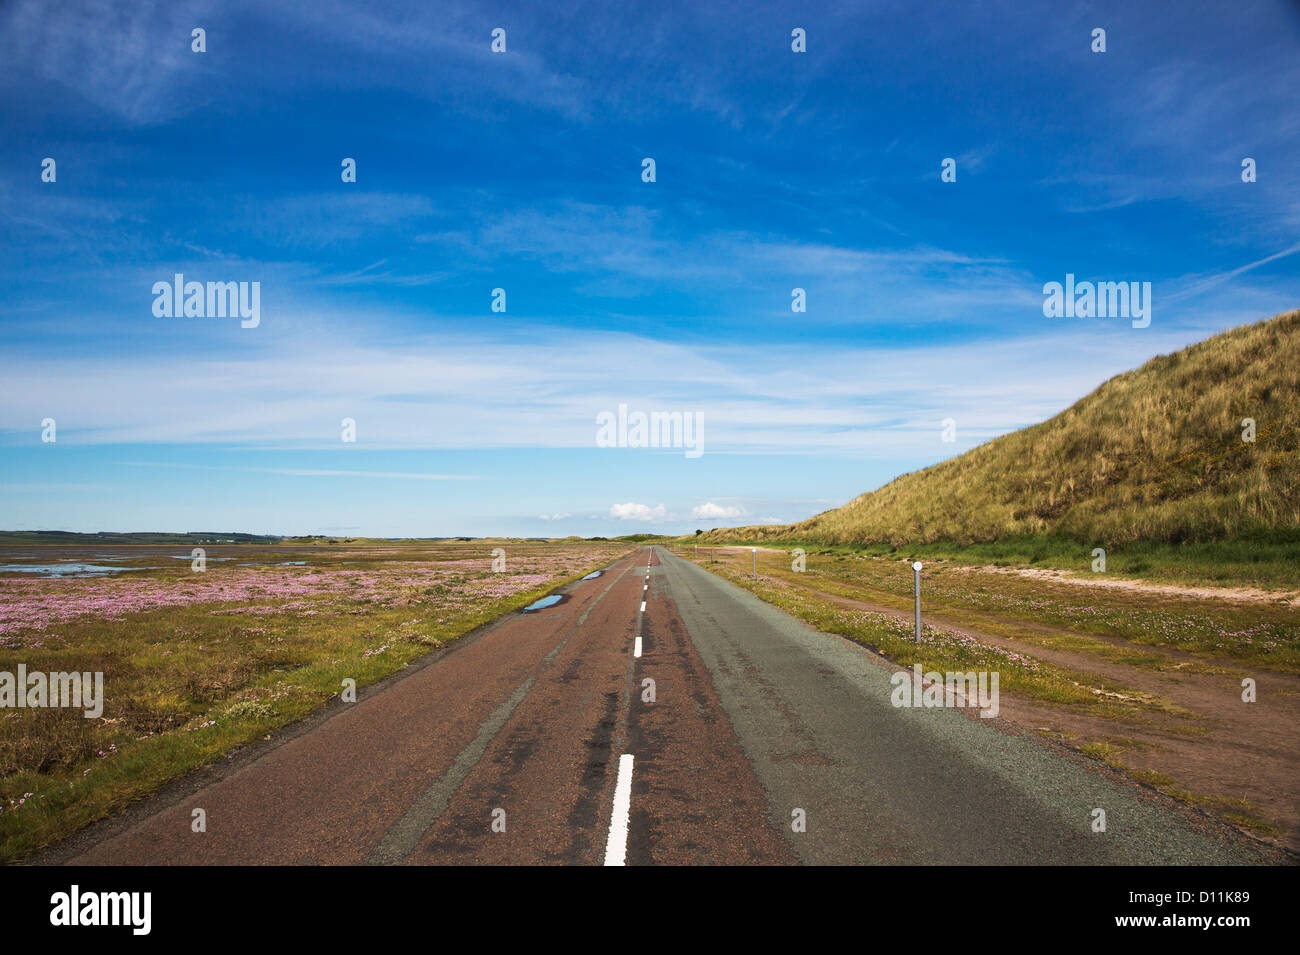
[44,547,1277,865]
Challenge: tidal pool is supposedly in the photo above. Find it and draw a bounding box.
[0,563,148,577]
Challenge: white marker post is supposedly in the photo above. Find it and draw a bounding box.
[912,561,922,642]
[752,547,757,579]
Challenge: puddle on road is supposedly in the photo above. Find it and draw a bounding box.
[522,594,566,612]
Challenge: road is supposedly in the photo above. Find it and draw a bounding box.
[43,547,1276,865]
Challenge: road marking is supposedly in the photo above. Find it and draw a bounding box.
[366,560,633,865]
[634,636,642,658]
[602,753,635,866]
[639,600,646,612]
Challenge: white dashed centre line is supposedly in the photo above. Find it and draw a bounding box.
[603,753,635,866]
[633,636,642,658]
[639,600,646,612]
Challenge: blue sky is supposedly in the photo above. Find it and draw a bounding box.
[1,0,1298,537]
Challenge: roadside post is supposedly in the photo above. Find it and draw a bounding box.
[912,561,922,641]
[752,547,757,579]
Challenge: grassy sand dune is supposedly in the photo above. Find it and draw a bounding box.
[702,309,1300,554]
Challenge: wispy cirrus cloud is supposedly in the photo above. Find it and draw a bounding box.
[126,462,478,481]
[1163,243,1300,305]
[0,313,1249,459]
[3,0,1297,540]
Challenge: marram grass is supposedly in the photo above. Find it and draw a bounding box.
[696,309,1300,555]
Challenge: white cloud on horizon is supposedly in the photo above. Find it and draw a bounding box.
[609,502,668,521]
[690,502,747,520]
